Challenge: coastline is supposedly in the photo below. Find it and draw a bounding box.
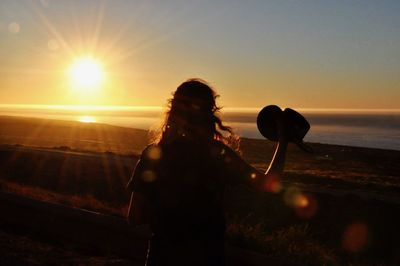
[1,108,400,151]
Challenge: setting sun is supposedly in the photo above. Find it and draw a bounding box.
[68,57,104,91]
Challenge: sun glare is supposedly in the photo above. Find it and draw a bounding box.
[68,57,104,91]
[78,115,96,123]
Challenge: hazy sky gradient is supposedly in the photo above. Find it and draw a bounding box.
[1,0,399,109]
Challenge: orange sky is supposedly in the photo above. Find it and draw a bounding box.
[0,1,399,110]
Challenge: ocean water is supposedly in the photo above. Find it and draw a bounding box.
[1,105,399,151]
[226,112,400,151]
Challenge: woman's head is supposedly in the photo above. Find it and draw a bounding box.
[157,79,238,147]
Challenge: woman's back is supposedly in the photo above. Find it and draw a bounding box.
[131,139,231,265]
[155,140,226,236]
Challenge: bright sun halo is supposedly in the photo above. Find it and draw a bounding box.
[68,57,104,90]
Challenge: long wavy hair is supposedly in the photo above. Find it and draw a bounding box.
[154,79,239,150]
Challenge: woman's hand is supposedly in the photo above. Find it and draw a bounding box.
[276,112,290,142]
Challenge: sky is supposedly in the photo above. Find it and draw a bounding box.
[0,0,399,109]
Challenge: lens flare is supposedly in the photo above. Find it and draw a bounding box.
[8,22,20,34]
[342,222,369,253]
[284,187,318,219]
[147,146,162,160]
[294,194,309,208]
[265,175,282,193]
[294,194,318,219]
[284,186,301,206]
[142,170,157,182]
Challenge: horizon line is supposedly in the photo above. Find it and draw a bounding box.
[0,104,400,113]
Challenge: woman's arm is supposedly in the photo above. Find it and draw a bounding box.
[266,140,288,175]
[127,191,152,225]
[224,124,288,191]
[254,137,288,191]
[252,113,289,189]
[126,146,157,225]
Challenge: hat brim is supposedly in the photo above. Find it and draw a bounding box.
[256,105,282,141]
[257,105,314,153]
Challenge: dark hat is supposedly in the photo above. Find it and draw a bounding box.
[257,105,313,153]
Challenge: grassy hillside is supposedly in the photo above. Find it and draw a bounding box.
[1,115,400,265]
[0,116,149,155]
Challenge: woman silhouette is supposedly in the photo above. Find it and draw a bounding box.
[127,79,288,266]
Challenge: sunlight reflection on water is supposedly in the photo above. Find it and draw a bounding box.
[0,106,399,150]
[78,116,96,123]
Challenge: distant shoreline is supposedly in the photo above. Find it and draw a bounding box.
[1,113,400,151]
[1,104,400,113]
